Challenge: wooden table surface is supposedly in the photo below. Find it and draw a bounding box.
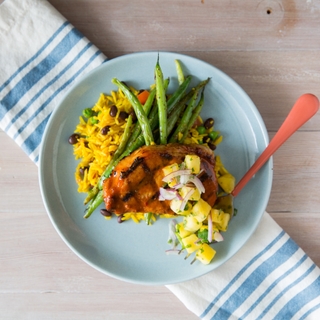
[1,0,320,319]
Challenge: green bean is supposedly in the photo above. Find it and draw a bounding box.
[175,59,185,85]
[125,87,156,148]
[166,97,188,137]
[167,75,192,113]
[84,190,104,219]
[169,88,200,143]
[124,78,169,152]
[144,212,153,225]
[84,115,133,205]
[180,89,205,142]
[155,57,168,144]
[112,78,154,145]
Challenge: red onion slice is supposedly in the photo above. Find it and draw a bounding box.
[208,213,213,243]
[180,188,194,211]
[162,169,192,183]
[187,175,205,194]
[214,232,224,242]
[159,187,178,201]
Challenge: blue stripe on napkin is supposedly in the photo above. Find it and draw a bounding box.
[21,48,104,159]
[201,230,286,318]
[0,21,70,94]
[210,237,299,320]
[0,17,106,163]
[259,266,318,319]
[11,43,94,138]
[240,254,308,318]
[200,229,320,320]
[0,27,83,122]
[300,303,320,320]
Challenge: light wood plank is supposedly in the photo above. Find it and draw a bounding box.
[1,0,320,318]
[49,0,320,51]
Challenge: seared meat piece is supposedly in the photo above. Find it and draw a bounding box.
[103,143,218,215]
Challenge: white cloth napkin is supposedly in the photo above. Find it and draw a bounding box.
[1,1,319,319]
[0,0,106,163]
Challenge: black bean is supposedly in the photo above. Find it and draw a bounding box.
[202,136,211,144]
[130,110,137,122]
[79,166,89,176]
[100,125,110,135]
[208,142,216,150]
[100,209,112,217]
[119,111,129,121]
[204,118,214,129]
[117,214,125,223]
[109,105,118,117]
[68,133,80,145]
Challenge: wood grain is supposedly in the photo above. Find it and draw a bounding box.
[1,0,320,318]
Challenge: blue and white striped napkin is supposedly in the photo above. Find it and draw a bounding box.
[1,0,319,319]
[0,0,106,163]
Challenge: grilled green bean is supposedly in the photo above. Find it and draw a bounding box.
[112,78,154,145]
[169,89,200,143]
[167,75,192,113]
[175,59,185,85]
[180,88,205,142]
[125,87,156,148]
[155,57,168,144]
[84,190,104,219]
[84,115,133,205]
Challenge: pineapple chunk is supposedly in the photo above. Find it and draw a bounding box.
[191,198,211,222]
[183,215,202,232]
[219,213,230,232]
[210,209,230,231]
[181,234,201,254]
[176,222,192,238]
[162,163,179,187]
[196,244,216,264]
[184,155,200,174]
[179,186,201,201]
[217,173,235,194]
[170,199,192,215]
[211,208,223,224]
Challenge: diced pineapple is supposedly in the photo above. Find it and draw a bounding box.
[210,208,223,224]
[184,155,200,174]
[179,186,201,201]
[210,209,230,232]
[217,173,235,194]
[214,194,234,215]
[176,222,192,238]
[183,215,202,232]
[196,244,216,264]
[181,234,201,254]
[219,213,230,232]
[162,163,179,187]
[191,198,212,222]
[170,199,192,215]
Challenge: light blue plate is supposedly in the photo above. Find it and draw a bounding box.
[39,52,272,285]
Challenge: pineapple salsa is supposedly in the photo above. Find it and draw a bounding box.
[160,153,235,265]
